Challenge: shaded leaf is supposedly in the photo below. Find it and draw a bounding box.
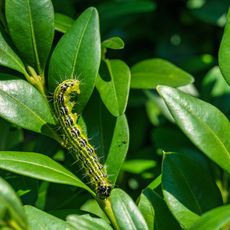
[131,58,194,89]
[162,152,222,229]
[0,177,28,230]
[83,92,129,185]
[141,189,180,230]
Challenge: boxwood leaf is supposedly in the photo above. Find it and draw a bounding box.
[0,32,26,74]
[162,152,222,229]
[54,13,74,33]
[137,193,155,230]
[0,151,94,196]
[5,0,54,73]
[83,92,129,185]
[102,37,124,50]
[67,214,113,230]
[0,75,58,140]
[189,204,230,230]
[110,188,148,230]
[131,59,194,89]
[96,59,131,116]
[0,177,28,230]
[140,189,180,230]
[157,85,230,174]
[48,7,100,113]
[25,205,68,230]
[219,9,230,86]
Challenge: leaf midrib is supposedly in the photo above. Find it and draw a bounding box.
[70,10,93,77]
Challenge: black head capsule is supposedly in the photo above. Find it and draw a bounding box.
[97,185,111,199]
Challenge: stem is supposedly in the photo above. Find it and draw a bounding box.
[25,66,46,98]
[97,198,119,230]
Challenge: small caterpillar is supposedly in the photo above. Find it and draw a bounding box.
[53,79,111,199]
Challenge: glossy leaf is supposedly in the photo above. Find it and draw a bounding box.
[83,92,129,185]
[5,0,54,73]
[105,114,129,184]
[141,188,180,230]
[131,58,194,89]
[49,7,101,113]
[67,214,113,230]
[96,59,131,116]
[54,13,74,33]
[0,32,26,74]
[138,193,155,230]
[110,188,148,230]
[102,37,124,50]
[25,205,67,230]
[219,9,230,86]
[0,75,58,140]
[189,204,230,230]
[157,85,230,174]
[0,151,94,196]
[162,152,222,229]
[0,177,28,230]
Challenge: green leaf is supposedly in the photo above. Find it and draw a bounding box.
[131,58,194,89]
[162,152,222,229]
[137,193,155,230]
[189,205,230,230]
[219,8,230,86]
[122,159,156,174]
[0,177,28,230]
[140,189,180,230]
[98,0,156,19]
[105,115,129,184]
[25,205,67,230]
[102,37,124,50]
[0,151,94,196]
[201,66,230,98]
[96,59,131,117]
[49,7,101,113]
[54,13,74,33]
[0,32,26,74]
[0,75,58,140]
[110,188,148,230]
[83,92,129,185]
[5,0,54,73]
[157,85,230,174]
[67,214,113,230]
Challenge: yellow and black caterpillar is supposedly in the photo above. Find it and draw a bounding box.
[53,79,111,199]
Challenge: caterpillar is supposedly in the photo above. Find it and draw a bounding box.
[53,79,111,199]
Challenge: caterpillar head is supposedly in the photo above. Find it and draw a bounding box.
[97,185,111,199]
